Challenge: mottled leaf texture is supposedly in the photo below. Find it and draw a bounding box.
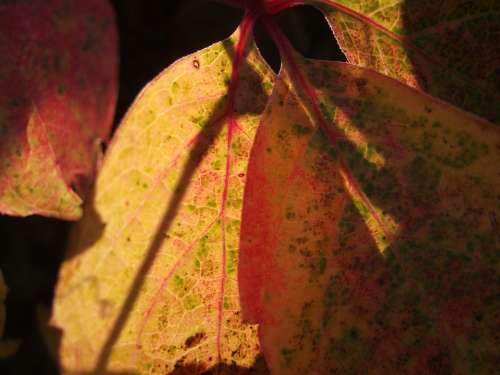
[0,0,117,219]
[313,0,500,123]
[52,26,274,374]
[239,47,500,374]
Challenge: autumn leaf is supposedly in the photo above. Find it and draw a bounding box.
[52,19,274,374]
[48,1,499,374]
[311,0,500,123]
[239,27,500,374]
[0,0,118,219]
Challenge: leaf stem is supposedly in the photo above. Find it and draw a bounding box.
[263,17,397,246]
[224,12,256,114]
[262,17,343,143]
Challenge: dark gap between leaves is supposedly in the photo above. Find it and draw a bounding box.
[255,5,347,73]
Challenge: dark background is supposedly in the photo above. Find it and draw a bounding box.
[0,1,345,374]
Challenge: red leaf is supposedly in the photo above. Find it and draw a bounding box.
[0,0,118,219]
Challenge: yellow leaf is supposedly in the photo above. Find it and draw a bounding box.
[52,25,274,374]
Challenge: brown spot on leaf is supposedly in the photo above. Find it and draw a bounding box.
[184,331,206,349]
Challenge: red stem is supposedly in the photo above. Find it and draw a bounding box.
[263,16,396,244]
[135,11,257,362]
[263,17,343,143]
[225,12,256,113]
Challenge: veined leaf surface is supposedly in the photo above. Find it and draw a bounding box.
[313,0,500,123]
[239,45,500,374]
[52,25,274,374]
[0,0,118,219]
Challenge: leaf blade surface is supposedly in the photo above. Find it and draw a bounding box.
[0,0,118,219]
[313,0,500,123]
[240,50,500,374]
[53,27,274,374]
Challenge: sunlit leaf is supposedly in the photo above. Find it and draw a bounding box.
[0,0,118,219]
[313,0,500,123]
[239,46,500,374]
[52,26,274,374]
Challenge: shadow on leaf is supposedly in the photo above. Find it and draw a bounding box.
[64,186,106,260]
[401,1,500,123]
[166,354,270,375]
[238,38,499,372]
[91,30,270,373]
[323,67,499,372]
